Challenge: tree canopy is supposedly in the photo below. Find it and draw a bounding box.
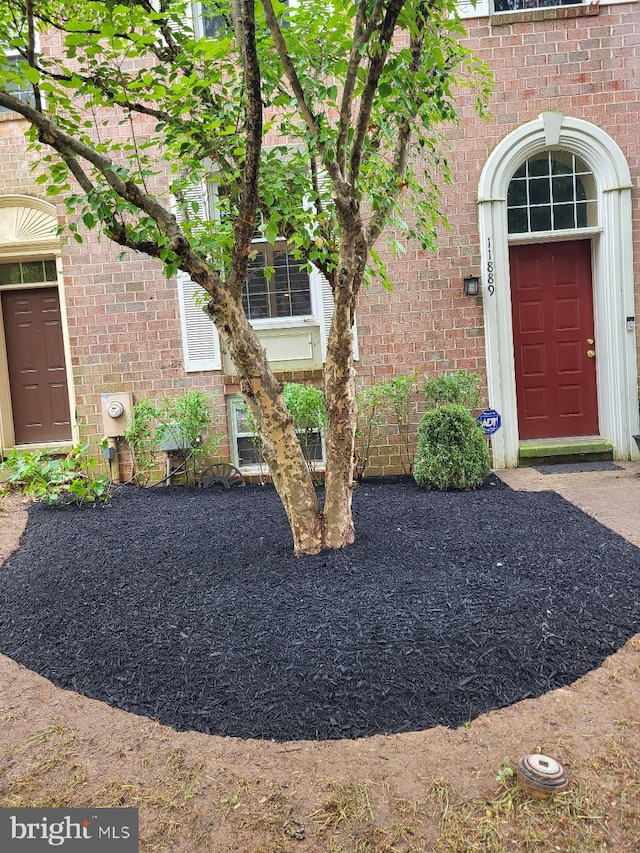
[0,0,491,554]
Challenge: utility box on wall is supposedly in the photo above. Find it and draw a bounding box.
[101,392,133,437]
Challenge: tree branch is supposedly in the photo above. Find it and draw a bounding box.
[261,0,322,140]
[365,7,428,247]
[336,0,386,174]
[0,90,188,250]
[348,0,406,185]
[227,0,262,291]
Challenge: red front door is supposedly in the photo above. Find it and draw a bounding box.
[2,288,72,444]
[510,240,598,440]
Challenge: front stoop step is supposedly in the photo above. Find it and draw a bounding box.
[518,437,614,467]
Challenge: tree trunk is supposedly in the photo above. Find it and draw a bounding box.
[209,289,324,556]
[323,297,357,549]
[321,227,366,550]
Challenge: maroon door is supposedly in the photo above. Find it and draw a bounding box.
[2,288,72,443]
[510,240,598,440]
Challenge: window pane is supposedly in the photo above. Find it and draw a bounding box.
[530,206,552,232]
[576,201,589,229]
[232,402,253,434]
[21,260,45,283]
[551,175,574,203]
[244,255,269,319]
[574,155,591,175]
[528,154,550,178]
[494,0,585,11]
[290,290,312,316]
[301,431,323,461]
[507,208,528,234]
[575,176,588,202]
[551,152,574,175]
[528,177,550,205]
[44,260,57,281]
[237,437,263,466]
[0,263,22,284]
[507,179,527,207]
[0,58,35,112]
[552,203,576,230]
[584,200,597,227]
[244,243,311,320]
[201,3,230,38]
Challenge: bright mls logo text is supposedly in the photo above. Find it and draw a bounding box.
[11,814,134,846]
[1,808,139,851]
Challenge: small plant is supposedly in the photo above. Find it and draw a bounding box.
[123,398,158,485]
[413,403,491,491]
[123,391,222,485]
[282,383,326,480]
[424,370,483,412]
[355,372,419,481]
[0,445,113,506]
[496,756,515,785]
[157,391,222,485]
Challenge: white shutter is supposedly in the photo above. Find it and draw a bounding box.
[178,272,221,371]
[174,179,221,372]
[318,270,359,363]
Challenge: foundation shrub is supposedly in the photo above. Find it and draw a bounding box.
[423,370,483,411]
[0,445,113,506]
[413,403,491,491]
[355,372,419,481]
[124,390,222,485]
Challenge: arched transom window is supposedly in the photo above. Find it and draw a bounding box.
[507,151,597,235]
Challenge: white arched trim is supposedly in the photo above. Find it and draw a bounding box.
[0,195,59,256]
[478,113,638,467]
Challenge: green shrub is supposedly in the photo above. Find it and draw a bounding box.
[413,404,491,491]
[355,372,419,480]
[0,445,113,506]
[424,370,483,412]
[124,391,222,485]
[282,383,326,479]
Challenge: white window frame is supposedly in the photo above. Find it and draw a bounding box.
[1,23,41,115]
[244,237,320,331]
[227,394,326,473]
[491,0,585,11]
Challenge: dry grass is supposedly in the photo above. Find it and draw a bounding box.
[312,781,376,834]
[0,728,207,852]
[2,723,640,852]
[434,779,612,853]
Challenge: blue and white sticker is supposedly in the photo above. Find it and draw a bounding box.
[477,409,502,435]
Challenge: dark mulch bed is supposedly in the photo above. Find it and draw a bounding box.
[1,478,639,741]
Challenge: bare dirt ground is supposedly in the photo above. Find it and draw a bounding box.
[1,468,639,852]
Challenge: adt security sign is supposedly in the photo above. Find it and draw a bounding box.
[477,408,502,435]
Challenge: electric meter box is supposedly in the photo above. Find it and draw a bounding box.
[101,392,133,437]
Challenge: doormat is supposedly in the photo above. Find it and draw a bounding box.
[534,461,622,475]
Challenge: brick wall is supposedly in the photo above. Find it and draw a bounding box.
[0,2,637,477]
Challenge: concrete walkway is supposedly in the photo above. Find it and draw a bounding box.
[497,461,640,548]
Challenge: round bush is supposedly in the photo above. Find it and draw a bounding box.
[413,404,492,490]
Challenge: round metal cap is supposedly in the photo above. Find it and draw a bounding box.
[516,754,568,798]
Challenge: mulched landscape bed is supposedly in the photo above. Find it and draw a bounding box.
[1,478,639,741]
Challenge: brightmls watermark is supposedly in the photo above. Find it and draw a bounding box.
[0,809,138,851]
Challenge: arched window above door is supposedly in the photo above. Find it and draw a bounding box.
[506,150,597,235]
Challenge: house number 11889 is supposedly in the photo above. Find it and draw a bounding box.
[486,237,495,296]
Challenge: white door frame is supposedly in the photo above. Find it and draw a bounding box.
[0,195,77,453]
[477,113,639,468]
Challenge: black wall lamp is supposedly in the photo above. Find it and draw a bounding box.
[463,275,480,297]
